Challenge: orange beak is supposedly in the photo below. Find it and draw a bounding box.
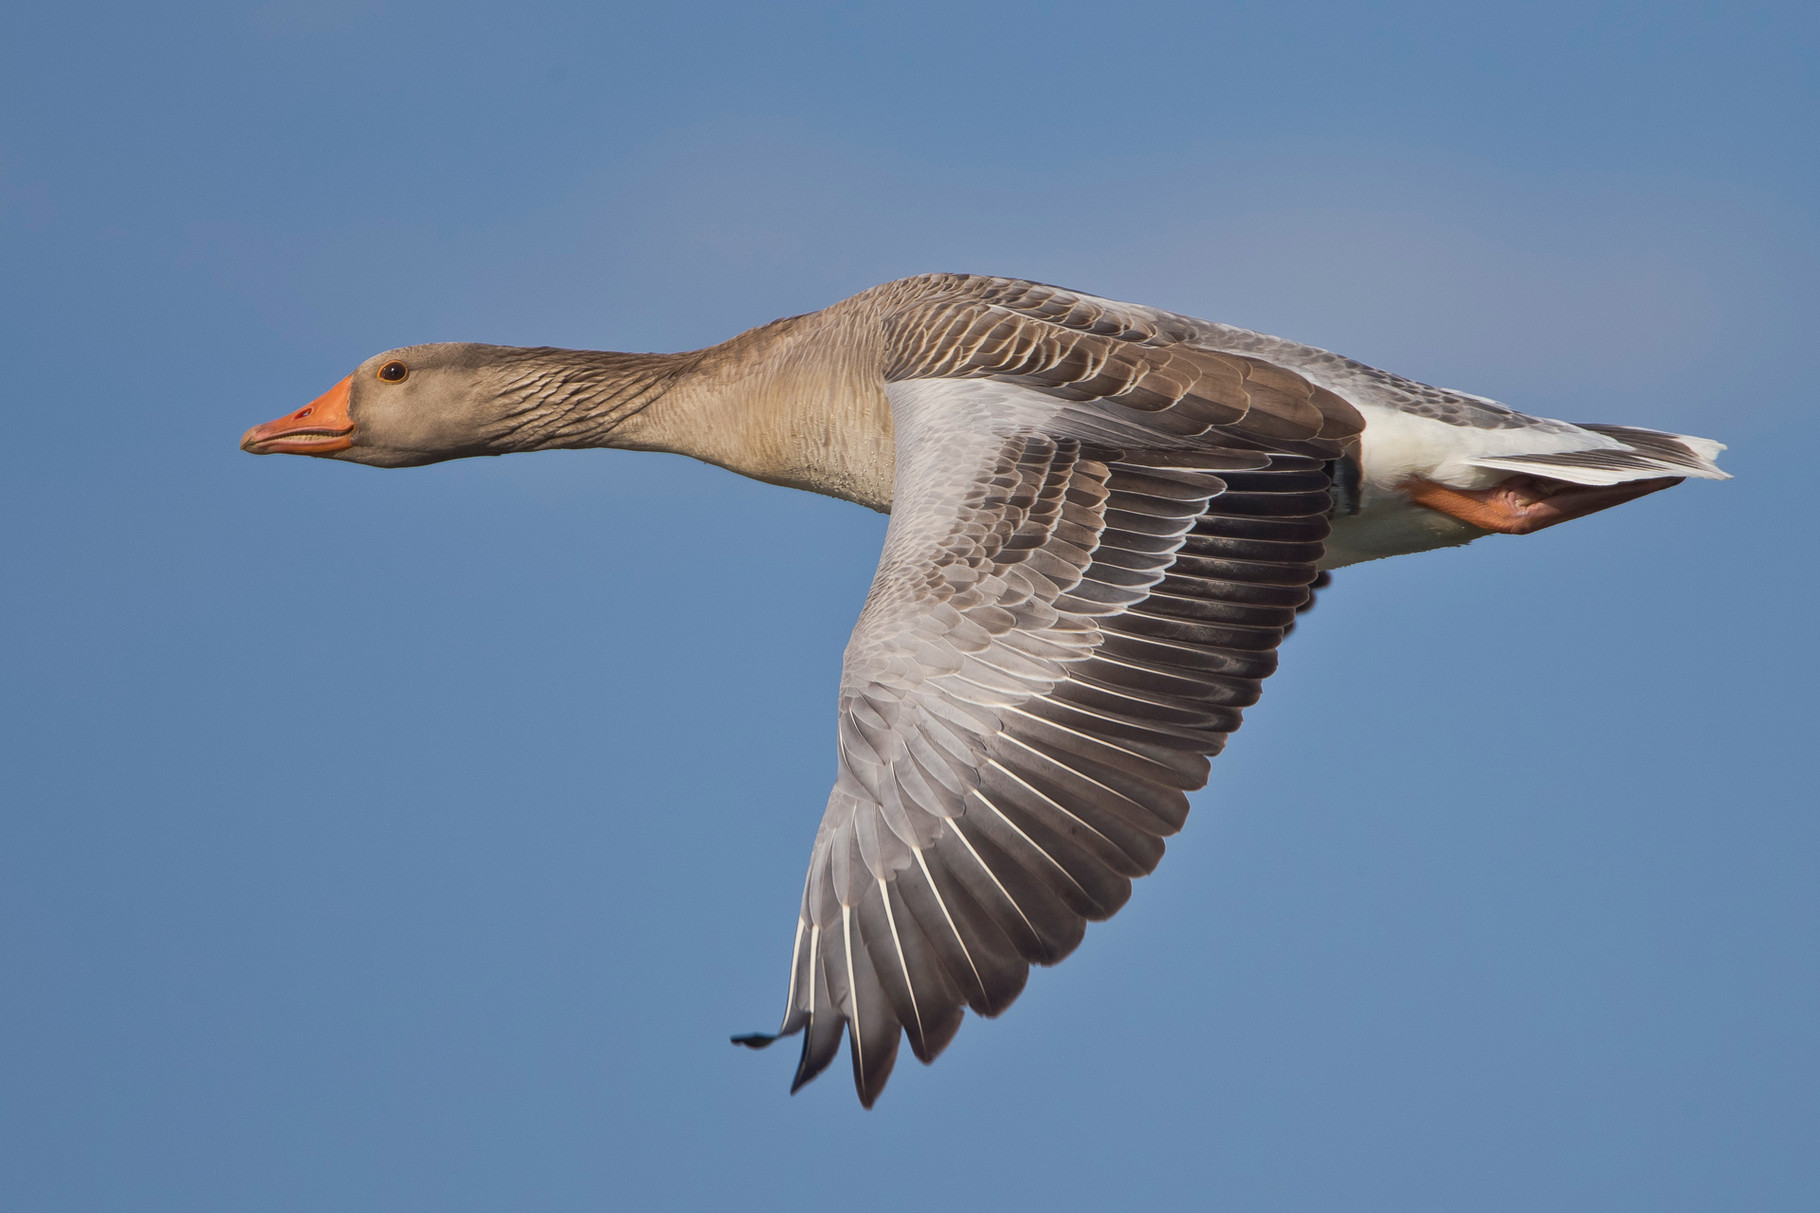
[241,375,355,455]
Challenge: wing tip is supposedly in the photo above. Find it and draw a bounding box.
[730,1032,779,1050]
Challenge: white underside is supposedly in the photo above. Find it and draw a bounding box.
[1351,401,1613,498]
[1321,402,1726,568]
[1321,500,1484,569]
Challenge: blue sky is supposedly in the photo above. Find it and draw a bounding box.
[2,2,1816,1209]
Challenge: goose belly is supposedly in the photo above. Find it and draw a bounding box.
[1320,499,1483,569]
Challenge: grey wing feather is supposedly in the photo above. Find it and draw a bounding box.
[743,300,1339,1102]
[732,275,1365,1106]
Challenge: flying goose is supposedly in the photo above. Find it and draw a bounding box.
[242,273,1727,1106]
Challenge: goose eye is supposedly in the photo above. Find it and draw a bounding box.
[377,361,409,383]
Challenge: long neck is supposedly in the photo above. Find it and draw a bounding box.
[483,346,701,452]
[492,311,897,511]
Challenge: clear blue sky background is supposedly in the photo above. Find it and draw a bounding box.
[3,2,1816,1209]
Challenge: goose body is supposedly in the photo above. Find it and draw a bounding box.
[242,274,1726,1105]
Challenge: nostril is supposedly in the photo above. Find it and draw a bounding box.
[297,408,313,419]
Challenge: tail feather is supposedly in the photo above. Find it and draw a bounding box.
[1469,424,1728,487]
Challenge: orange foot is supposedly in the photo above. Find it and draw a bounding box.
[1402,474,1684,535]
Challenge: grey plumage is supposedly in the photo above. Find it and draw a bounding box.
[245,272,1727,1108]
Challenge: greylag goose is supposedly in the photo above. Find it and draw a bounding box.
[242,274,1727,1106]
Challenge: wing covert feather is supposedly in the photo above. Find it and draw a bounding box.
[874,274,1364,459]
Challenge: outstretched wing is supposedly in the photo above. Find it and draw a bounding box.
[737,277,1361,1105]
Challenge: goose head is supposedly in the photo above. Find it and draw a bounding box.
[240,343,548,468]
